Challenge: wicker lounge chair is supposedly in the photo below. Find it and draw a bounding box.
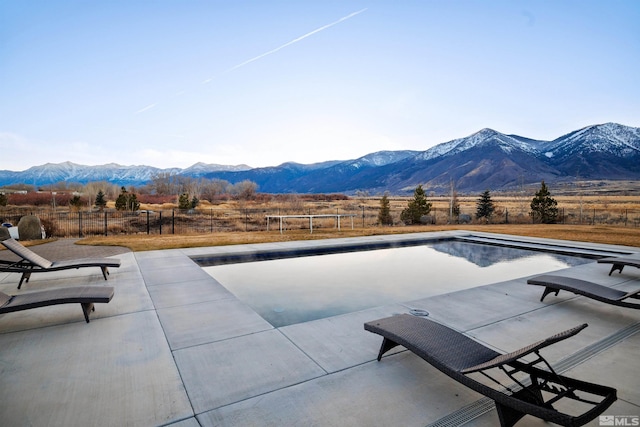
[597,255,640,276]
[365,314,616,427]
[527,274,640,309]
[0,238,121,289]
[0,286,114,323]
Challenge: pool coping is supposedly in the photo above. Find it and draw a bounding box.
[189,230,635,266]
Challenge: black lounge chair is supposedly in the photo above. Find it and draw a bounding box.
[597,255,640,276]
[0,286,114,323]
[527,274,640,309]
[0,238,121,289]
[365,314,616,427]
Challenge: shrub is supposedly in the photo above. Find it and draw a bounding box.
[39,217,58,238]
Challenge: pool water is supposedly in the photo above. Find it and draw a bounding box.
[204,241,591,327]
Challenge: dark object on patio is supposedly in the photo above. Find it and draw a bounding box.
[0,238,121,289]
[597,255,640,276]
[528,274,640,309]
[0,286,115,323]
[364,314,616,427]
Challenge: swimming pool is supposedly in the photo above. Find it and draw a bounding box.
[203,240,592,327]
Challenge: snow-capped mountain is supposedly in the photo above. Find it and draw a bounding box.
[1,123,638,193]
[0,162,249,187]
[416,128,541,162]
[180,162,252,177]
[546,123,640,158]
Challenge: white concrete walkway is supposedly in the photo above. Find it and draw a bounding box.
[1,231,639,426]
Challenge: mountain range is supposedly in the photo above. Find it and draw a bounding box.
[1,122,639,194]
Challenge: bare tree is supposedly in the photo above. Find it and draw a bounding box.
[83,181,111,209]
[201,179,230,202]
[230,180,258,200]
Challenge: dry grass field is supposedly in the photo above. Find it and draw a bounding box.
[4,193,639,251]
[75,193,640,251]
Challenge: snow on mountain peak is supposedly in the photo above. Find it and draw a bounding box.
[550,123,640,156]
[417,128,539,161]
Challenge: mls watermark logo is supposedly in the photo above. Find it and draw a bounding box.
[600,415,640,426]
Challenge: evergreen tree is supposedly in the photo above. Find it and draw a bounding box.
[378,193,393,225]
[476,189,495,222]
[94,190,107,211]
[115,187,129,211]
[530,180,558,223]
[128,193,140,211]
[115,187,140,211]
[400,185,432,224]
[0,193,7,207]
[178,193,191,210]
[190,196,200,209]
[69,195,83,211]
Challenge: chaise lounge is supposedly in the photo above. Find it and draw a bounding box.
[597,255,640,276]
[0,238,121,289]
[0,286,115,323]
[365,314,616,427]
[527,274,640,309]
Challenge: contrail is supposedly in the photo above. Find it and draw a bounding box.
[134,103,157,114]
[204,8,368,81]
[139,8,367,112]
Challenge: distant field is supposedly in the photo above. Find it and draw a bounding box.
[5,193,640,249]
[88,192,640,251]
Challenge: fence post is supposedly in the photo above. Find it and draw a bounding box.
[172,209,175,234]
[104,211,108,236]
[146,210,150,234]
[210,209,213,233]
[78,211,83,238]
[159,211,162,235]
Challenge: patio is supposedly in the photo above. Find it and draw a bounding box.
[1,231,639,426]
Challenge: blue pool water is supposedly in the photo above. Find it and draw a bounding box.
[204,240,591,327]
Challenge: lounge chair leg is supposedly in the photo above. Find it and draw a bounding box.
[609,264,623,276]
[17,272,31,289]
[495,401,527,427]
[495,383,545,427]
[377,337,400,361]
[81,303,95,323]
[540,287,559,302]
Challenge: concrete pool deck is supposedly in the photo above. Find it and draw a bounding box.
[0,230,639,426]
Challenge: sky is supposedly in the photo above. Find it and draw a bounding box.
[1,1,639,171]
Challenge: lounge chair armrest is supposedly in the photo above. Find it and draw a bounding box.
[461,323,588,374]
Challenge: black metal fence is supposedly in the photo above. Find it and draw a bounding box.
[2,206,640,238]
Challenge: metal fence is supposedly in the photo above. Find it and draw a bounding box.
[2,206,640,238]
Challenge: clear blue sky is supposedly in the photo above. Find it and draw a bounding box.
[1,1,639,171]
